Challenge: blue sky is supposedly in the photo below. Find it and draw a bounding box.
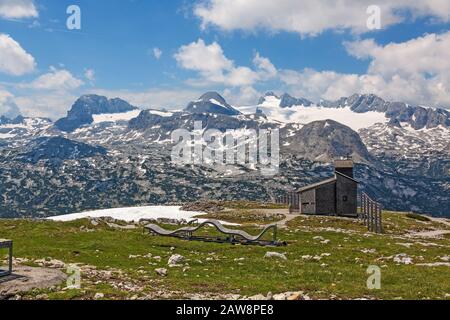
[1,0,450,119]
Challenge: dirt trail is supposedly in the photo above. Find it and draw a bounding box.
[408,216,450,238]
[251,209,298,228]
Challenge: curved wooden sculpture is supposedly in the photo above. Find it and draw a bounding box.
[144,220,284,246]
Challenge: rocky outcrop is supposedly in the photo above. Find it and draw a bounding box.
[328,94,450,129]
[279,93,313,108]
[282,120,372,163]
[185,92,241,116]
[55,95,137,132]
[18,136,107,164]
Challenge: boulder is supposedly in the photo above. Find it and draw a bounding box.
[155,268,168,277]
[264,252,287,260]
[168,254,184,267]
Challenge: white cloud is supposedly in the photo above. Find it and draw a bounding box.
[344,39,379,60]
[337,31,450,106]
[152,47,163,60]
[0,33,36,76]
[253,52,277,80]
[22,67,84,91]
[90,88,204,111]
[173,35,450,107]
[223,86,262,106]
[174,39,233,79]
[84,68,95,82]
[194,0,450,37]
[279,68,450,108]
[0,88,21,118]
[174,39,276,87]
[15,92,78,119]
[0,0,38,19]
[347,32,450,81]
[10,68,85,118]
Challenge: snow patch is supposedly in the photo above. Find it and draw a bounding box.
[238,104,388,131]
[48,205,236,225]
[92,110,141,123]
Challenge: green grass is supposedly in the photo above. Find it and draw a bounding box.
[1,209,449,300]
[220,201,287,210]
[194,209,286,225]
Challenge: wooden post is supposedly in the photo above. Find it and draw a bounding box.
[364,194,369,225]
[362,194,366,223]
[372,202,376,233]
[366,197,370,231]
[365,195,369,225]
[374,203,379,233]
[378,205,383,234]
[9,242,12,275]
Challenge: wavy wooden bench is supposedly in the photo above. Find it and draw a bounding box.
[144,220,284,246]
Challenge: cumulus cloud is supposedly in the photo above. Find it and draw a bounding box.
[90,87,204,111]
[223,86,262,106]
[194,0,450,36]
[152,47,163,60]
[172,34,450,107]
[174,39,233,81]
[0,88,21,118]
[340,31,450,106]
[279,67,450,108]
[346,32,450,81]
[0,33,36,76]
[84,68,95,82]
[15,92,78,119]
[22,67,84,91]
[174,39,276,87]
[11,68,85,118]
[0,0,38,19]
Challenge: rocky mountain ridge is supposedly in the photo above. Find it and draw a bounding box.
[0,92,449,218]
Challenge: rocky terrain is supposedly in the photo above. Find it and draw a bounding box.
[1,205,449,300]
[0,92,449,218]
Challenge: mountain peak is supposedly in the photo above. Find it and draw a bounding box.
[258,92,279,104]
[258,92,313,108]
[283,119,371,163]
[55,95,137,132]
[198,91,227,104]
[279,93,313,108]
[185,92,241,116]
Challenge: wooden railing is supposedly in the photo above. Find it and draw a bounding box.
[359,193,383,234]
[275,192,300,213]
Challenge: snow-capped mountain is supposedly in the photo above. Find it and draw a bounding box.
[185,92,241,116]
[258,92,313,108]
[55,94,139,132]
[0,116,53,146]
[0,92,449,218]
[253,92,449,130]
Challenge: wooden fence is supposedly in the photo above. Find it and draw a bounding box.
[275,192,300,213]
[275,191,384,234]
[359,192,383,234]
